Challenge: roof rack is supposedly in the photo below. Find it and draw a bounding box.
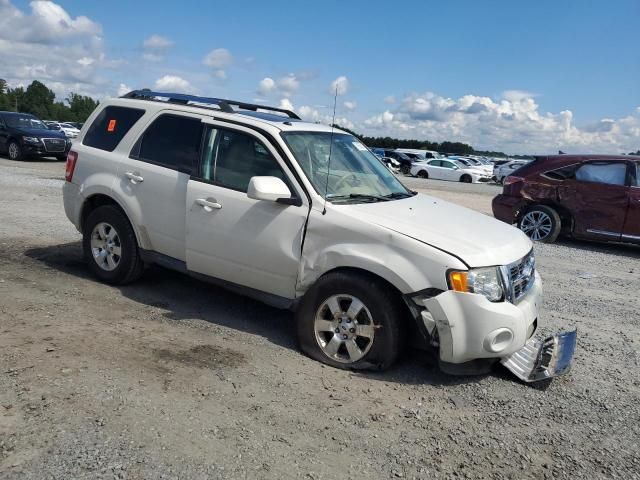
[120,89,301,120]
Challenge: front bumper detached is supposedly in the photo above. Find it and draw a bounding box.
[501,330,577,382]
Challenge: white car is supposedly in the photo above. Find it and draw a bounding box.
[410,158,492,183]
[450,156,493,175]
[495,160,528,183]
[61,90,575,382]
[46,121,80,138]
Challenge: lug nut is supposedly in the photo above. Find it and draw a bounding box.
[342,334,348,340]
[349,328,355,333]
[335,328,340,333]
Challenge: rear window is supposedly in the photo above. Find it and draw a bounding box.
[83,106,145,152]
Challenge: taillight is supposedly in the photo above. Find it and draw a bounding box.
[504,175,524,186]
[65,150,78,182]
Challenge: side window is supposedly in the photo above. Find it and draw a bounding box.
[135,114,203,174]
[429,160,441,167]
[84,106,145,152]
[442,161,454,169]
[635,163,640,187]
[201,128,285,192]
[575,162,627,186]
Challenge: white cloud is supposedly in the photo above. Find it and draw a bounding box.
[143,34,173,50]
[363,91,640,154]
[343,100,357,111]
[116,83,131,96]
[279,98,294,111]
[256,74,299,97]
[258,77,276,95]
[153,75,196,93]
[330,76,349,96]
[384,95,396,104]
[298,105,355,130]
[203,48,233,68]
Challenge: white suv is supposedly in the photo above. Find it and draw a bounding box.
[62,90,575,382]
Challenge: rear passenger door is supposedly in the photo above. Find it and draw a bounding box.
[622,162,640,243]
[123,113,204,261]
[557,161,630,240]
[185,123,309,299]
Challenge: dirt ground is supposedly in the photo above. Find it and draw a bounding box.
[1,157,639,479]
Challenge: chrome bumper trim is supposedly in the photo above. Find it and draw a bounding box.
[501,329,576,382]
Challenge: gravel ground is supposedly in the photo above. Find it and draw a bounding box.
[0,157,639,479]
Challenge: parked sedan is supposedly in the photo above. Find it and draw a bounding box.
[494,160,528,183]
[492,155,640,243]
[410,158,492,183]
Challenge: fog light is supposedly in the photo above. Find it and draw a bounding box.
[483,328,514,353]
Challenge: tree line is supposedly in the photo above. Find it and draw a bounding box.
[0,79,98,123]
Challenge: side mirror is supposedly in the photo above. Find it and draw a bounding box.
[247,176,291,203]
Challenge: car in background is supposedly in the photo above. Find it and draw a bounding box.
[395,148,441,160]
[382,150,414,174]
[0,111,70,161]
[492,155,640,244]
[494,160,529,183]
[44,121,80,138]
[449,156,493,176]
[410,158,492,183]
[380,156,400,173]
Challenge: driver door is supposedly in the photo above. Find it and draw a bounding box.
[185,123,309,299]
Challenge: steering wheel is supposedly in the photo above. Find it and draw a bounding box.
[333,172,359,193]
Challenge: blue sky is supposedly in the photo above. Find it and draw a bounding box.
[2,0,639,153]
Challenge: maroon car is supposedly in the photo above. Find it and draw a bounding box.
[492,155,640,244]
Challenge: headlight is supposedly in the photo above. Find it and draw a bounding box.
[448,267,504,302]
[23,136,41,144]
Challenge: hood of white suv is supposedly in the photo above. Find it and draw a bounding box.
[339,193,531,267]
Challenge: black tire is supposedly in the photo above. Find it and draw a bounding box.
[460,174,472,183]
[7,140,22,161]
[518,205,561,243]
[400,164,410,175]
[417,170,428,179]
[82,205,144,285]
[296,271,406,371]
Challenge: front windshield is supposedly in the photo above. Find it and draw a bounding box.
[282,132,412,203]
[5,115,47,130]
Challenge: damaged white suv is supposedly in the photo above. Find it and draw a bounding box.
[62,90,575,382]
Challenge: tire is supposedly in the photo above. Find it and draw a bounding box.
[7,141,22,161]
[400,164,410,175]
[82,205,144,285]
[296,271,406,371]
[518,205,561,243]
[460,174,472,183]
[417,170,428,179]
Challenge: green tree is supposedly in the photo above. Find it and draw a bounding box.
[66,92,99,122]
[21,80,56,119]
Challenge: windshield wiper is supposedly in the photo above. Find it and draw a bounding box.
[383,191,416,199]
[328,193,390,203]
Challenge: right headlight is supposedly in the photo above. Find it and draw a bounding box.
[448,267,505,302]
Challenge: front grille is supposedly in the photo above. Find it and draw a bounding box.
[506,250,535,303]
[42,138,66,153]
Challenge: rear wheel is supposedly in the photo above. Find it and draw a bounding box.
[460,174,472,183]
[83,205,144,284]
[518,205,561,243]
[296,271,405,371]
[400,164,410,175]
[7,141,22,161]
[417,170,428,179]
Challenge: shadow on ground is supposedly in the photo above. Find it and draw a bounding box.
[23,241,557,388]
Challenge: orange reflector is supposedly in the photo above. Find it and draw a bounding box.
[107,119,116,132]
[449,271,469,292]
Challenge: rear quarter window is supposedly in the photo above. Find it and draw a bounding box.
[83,106,145,152]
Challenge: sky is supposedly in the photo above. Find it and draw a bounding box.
[1,0,639,154]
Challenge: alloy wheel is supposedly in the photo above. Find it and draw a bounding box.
[520,211,553,241]
[90,222,122,271]
[314,294,376,364]
[8,143,19,160]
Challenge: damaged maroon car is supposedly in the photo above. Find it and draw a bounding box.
[492,155,640,244]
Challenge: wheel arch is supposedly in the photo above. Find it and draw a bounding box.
[517,201,573,234]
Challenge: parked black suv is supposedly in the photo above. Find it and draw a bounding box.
[0,111,70,161]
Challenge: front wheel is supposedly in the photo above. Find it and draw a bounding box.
[296,271,406,371]
[518,205,561,243]
[400,164,410,175]
[417,170,428,179]
[7,141,22,161]
[460,174,472,183]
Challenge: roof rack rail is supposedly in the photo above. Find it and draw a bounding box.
[120,89,301,120]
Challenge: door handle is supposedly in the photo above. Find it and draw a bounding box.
[195,198,222,211]
[125,171,144,184]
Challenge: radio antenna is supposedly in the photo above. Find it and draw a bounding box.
[322,84,339,214]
